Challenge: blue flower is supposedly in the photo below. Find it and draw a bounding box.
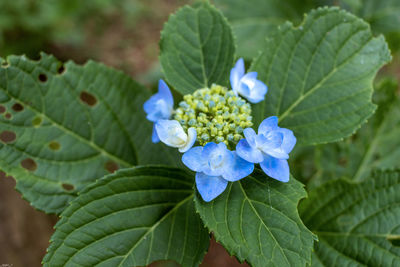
[155,120,197,153]
[236,116,296,182]
[143,80,174,143]
[230,58,268,104]
[182,142,254,201]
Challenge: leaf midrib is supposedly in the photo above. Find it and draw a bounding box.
[118,193,194,266]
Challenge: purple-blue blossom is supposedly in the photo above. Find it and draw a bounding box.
[236,116,296,182]
[182,142,254,201]
[230,58,268,103]
[143,79,174,143]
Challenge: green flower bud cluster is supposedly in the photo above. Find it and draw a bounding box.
[174,84,253,148]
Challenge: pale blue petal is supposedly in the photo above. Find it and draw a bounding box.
[182,146,205,172]
[257,131,283,152]
[230,58,245,94]
[264,148,289,160]
[241,71,258,81]
[196,172,228,202]
[152,124,160,143]
[236,139,264,163]
[260,155,290,182]
[278,128,296,154]
[202,142,233,177]
[179,127,197,153]
[243,128,257,148]
[258,116,278,135]
[246,80,268,103]
[223,151,254,181]
[155,120,187,148]
[158,79,174,107]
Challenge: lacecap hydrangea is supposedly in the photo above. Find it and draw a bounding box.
[144,58,296,202]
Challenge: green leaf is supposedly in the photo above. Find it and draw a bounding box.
[195,169,315,267]
[214,0,312,59]
[299,170,400,266]
[317,0,400,52]
[0,54,181,214]
[160,2,235,95]
[43,166,209,267]
[309,77,400,188]
[251,7,391,145]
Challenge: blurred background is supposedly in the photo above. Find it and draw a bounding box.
[0,0,399,266]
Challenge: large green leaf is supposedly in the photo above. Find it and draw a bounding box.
[0,54,181,214]
[300,170,400,266]
[309,77,400,188]
[316,0,400,51]
[251,7,391,145]
[213,0,312,59]
[195,169,315,267]
[160,2,235,95]
[43,166,209,267]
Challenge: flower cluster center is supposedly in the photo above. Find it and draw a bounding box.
[174,84,253,148]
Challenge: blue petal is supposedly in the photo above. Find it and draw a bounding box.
[264,148,289,160]
[182,146,205,172]
[258,116,278,135]
[260,155,290,182]
[143,80,173,122]
[241,71,258,81]
[243,128,257,147]
[196,172,228,202]
[158,79,173,107]
[278,128,296,154]
[257,131,283,152]
[230,58,245,94]
[246,80,268,104]
[223,151,254,181]
[152,124,160,143]
[202,142,234,177]
[236,139,264,163]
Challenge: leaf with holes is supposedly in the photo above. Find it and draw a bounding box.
[0,54,182,214]
[194,169,315,267]
[160,2,235,95]
[43,166,209,267]
[300,170,400,266]
[214,0,312,59]
[250,7,391,145]
[309,77,400,188]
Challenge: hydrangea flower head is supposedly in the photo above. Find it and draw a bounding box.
[143,80,174,143]
[182,142,254,201]
[230,58,268,103]
[143,66,295,202]
[174,84,253,149]
[236,116,296,182]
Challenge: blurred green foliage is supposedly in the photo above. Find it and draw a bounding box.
[0,0,146,57]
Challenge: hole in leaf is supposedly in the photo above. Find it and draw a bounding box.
[57,65,65,74]
[32,116,42,126]
[49,141,61,151]
[12,103,24,112]
[1,61,9,67]
[80,91,97,106]
[105,160,119,173]
[62,183,75,191]
[0,105,5,114]
[338,157,347,167]
[38,73,48,82]
[0,131,16,143]
[5,113,12,119]
[388,236,400,247]
[21,158,37,172]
